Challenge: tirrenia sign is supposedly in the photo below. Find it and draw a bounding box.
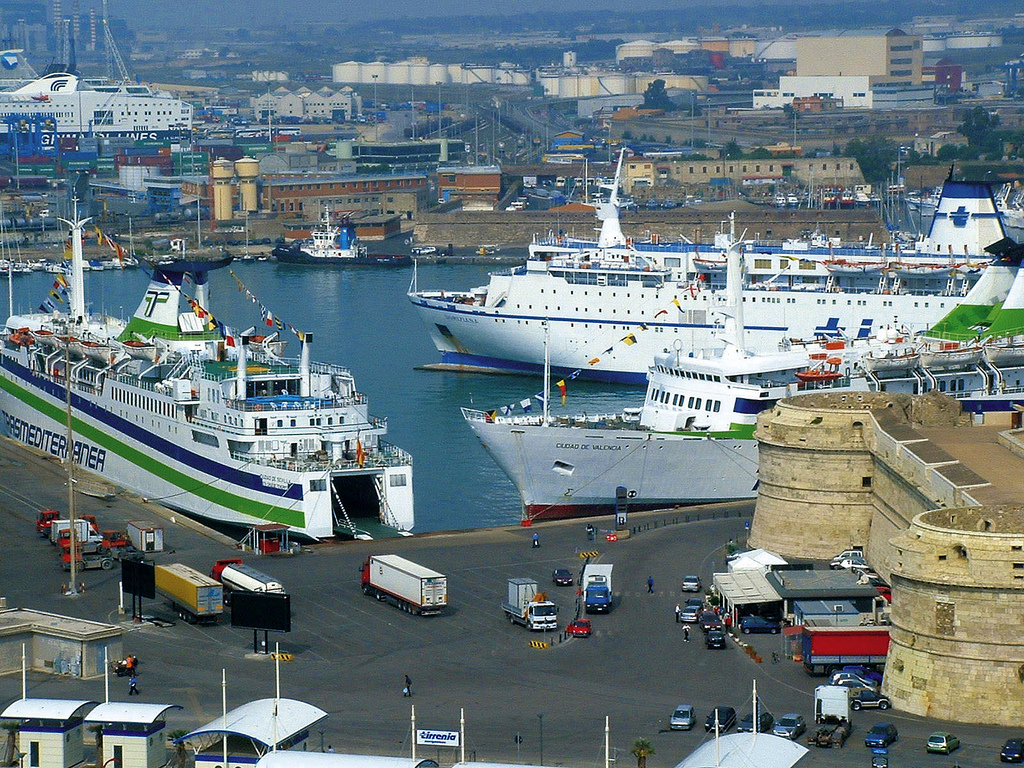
[416,730,460,747]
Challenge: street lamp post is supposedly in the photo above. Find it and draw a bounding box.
[372,74,379,142]
[537,713,544,765]
[436,81,443,139]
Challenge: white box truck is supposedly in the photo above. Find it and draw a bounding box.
[502,578,558,630]
[361,554,447,615]
[814,685,851,723]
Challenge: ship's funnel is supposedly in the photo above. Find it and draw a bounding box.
[236,335,249,400]
[299,331,312,397]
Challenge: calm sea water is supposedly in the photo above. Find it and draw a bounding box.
[8,261,643,532]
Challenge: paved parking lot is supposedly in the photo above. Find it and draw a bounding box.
[0,436,1016,768]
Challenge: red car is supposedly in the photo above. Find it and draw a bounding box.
[566,619,592,637]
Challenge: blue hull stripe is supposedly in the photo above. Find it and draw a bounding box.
[1,356,303,500]
[438,351,647,385]
[411,298,788,332]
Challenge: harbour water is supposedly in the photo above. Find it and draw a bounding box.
[6,260,644,532]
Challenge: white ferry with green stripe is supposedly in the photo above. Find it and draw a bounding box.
[463,226,1024,521]
[0,210,413,539]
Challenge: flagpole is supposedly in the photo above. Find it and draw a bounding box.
[543,319,550,426]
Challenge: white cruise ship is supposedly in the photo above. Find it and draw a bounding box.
[411,164,1006,385]
[462,227,1024,521]
[0,208,412,539]
[0,72,192,141]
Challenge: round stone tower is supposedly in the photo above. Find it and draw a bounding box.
[884,506,1024,726]
[750,392,895,560]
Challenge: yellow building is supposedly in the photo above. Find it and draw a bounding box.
[796,28,923,86]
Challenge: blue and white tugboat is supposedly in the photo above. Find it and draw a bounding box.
[273,207,411,267]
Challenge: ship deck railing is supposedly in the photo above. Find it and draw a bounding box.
[462,407,643,429]
[198,357,353,382]
[225,393,369,412]
[231,440,412,472]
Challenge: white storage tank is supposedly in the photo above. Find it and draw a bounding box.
[408,61,431,86]
[385,61,410,85]
[428,63,450,84]
[332,61,362,83]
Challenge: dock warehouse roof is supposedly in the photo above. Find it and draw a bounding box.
[177,699,328,752]
[713,570,781,606]
[1,699,98,721]
[258,753,440,768]
[86,703,183,725]
[766,568,880,600]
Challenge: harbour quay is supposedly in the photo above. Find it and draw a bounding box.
[0,435,1022,768]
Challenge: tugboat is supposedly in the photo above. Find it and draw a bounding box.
[273,207,411,267]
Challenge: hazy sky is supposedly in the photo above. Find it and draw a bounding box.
[123,0,592,25]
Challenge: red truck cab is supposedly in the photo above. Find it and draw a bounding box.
[211,558,244,582]
[36,509,60,536]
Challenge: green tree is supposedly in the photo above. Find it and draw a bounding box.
[166,730,190,768]
[641,79,675,111]
[2,722,19,767]
[88,725,103,768]
[845,137,896,185]
[959,106,1000,150]
[723,140,743,159]
[631,738,655,768]
[747,147,772,159]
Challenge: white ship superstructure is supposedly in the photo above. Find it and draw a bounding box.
[412,168,1007,384]
[0,72,192,140]
[463,228,1024,521]
[0,209,412,539]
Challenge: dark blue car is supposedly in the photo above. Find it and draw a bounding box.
[739,615,781,634]
[864,723,899,748]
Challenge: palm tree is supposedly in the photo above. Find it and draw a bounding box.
[2,721,19,768]
[87,725,104,768]
[631,737,654,768]
[166,729,190,768]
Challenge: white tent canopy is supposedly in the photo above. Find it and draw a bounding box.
[675,732,808,768]
[728,549,788,573]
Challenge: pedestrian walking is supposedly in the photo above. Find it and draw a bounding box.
[674,604,681,623]
[128,674,139,696]
[532,532,539,548]
[647,575,654,593]
[586,524,595,541]
[404,674,413,696]
[683,625,690,642]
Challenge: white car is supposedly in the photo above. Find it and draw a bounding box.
[830,672,879,691]
[830,549,864,568]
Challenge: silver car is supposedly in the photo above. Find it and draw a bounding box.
[670,704,696,730]
[772,713,807,740]
[681,605,701,623]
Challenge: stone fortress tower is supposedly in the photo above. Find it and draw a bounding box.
[748,390,1024,725]
[750,390,967,573]
[885,506,1024,726]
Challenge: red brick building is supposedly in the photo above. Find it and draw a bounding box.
[261,173,428,217]
[436,165,502,210]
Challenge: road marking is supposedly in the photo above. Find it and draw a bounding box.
[271,652,293,661]
[579,551,598,558]
[529,640,549,650]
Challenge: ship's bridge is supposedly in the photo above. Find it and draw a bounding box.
[198,359,363,411]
